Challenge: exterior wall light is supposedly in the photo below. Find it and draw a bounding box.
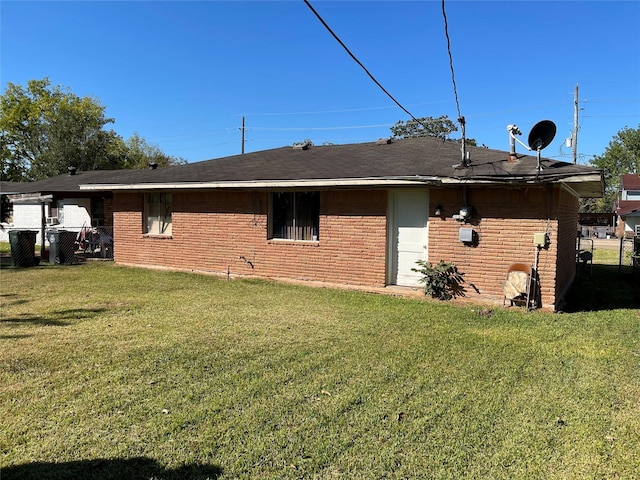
[453,205,473,222]
[434,205,443,216]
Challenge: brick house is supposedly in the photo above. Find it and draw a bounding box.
[80,137,603,310]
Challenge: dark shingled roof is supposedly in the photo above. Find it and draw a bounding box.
[0,181,26,194]
[10,137,605,197]
[4,171,124,194]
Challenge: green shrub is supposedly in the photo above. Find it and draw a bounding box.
[412,259,465,300]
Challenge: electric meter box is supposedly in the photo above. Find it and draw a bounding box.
[533,232,547,247]
[459,227,474,243]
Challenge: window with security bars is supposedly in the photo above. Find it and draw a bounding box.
[270,192,319,241]
[144,193,172,236]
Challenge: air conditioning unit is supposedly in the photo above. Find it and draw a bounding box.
[46,217,59,225]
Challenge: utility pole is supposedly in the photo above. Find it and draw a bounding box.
[572,84,579,164]
[240,115,245,155]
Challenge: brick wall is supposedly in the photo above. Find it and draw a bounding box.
[113,185,578,310]
[554,186,580,305]
[113,189,388,287]
[429,185,578,309]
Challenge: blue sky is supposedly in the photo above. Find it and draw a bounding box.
[2,1,639,164]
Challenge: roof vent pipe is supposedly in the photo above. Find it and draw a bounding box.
[293,140,313,150]
[506,124,522,162]
[68,166,77,175]
[459,116,468,166]
[148,162,158,170]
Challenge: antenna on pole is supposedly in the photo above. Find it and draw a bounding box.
[240,115,246,155]
[507,120,556,175]
[459,116,470,166]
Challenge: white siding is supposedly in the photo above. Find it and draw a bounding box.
[0,203,45,243]
[626,190,640,201]
[1,198,91,244]
[60,198,91,230]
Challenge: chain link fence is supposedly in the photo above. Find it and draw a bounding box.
[619,236,639,280]
[46,226,114,264]
[576,236,639,282]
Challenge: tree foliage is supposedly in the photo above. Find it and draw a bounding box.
[391,115,457,140]
[0,78,184,181]
[122,133,187,169]
[390,115,477,146]
[587,124,640,212]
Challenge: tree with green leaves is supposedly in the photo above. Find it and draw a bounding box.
[1,78,118,180]
[390,114,477,146]
[122,133,186,169]
[586,124,640,212]
[0,78,184,181]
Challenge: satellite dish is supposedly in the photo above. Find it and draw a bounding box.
[527,120,556,175]
[527,120,556,151]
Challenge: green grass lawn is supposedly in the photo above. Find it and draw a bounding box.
[1,258,639,479]
[0,241,37,256]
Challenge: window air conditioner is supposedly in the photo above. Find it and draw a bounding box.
[46,217,59,225]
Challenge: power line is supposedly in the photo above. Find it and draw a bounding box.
[303,0,421,124]
[241,101,448,117]
[464,102,569,119]
[583,99,640,103]
[249,123,394,132]
[441,0,462,123]
[582,114,640,118]
[441,0,467,164]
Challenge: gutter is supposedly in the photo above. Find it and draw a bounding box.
[8,193,54,204]
[78,171,603,195]
[440,171,603,185]
[79,177,444,191]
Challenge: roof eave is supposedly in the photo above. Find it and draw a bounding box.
[78,172,604,198]
[8,193,54,204]
[79,177,444,191]
[439,172,604,198]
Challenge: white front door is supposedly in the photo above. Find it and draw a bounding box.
[388,189,429,286]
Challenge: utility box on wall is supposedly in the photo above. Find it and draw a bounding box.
[459,227,474,243]
[533,232,549,247]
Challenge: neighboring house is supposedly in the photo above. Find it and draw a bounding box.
[578,212,615,239]
[79,136,603,311]
[4,170,117,251]
[615,174,640,237]
[1,181,24,242]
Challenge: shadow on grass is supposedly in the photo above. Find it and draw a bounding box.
[1,308,108,327]
[564,264,640,312]
[0,334,32,340]
[0,293,29,308]
[1,457,223,480]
